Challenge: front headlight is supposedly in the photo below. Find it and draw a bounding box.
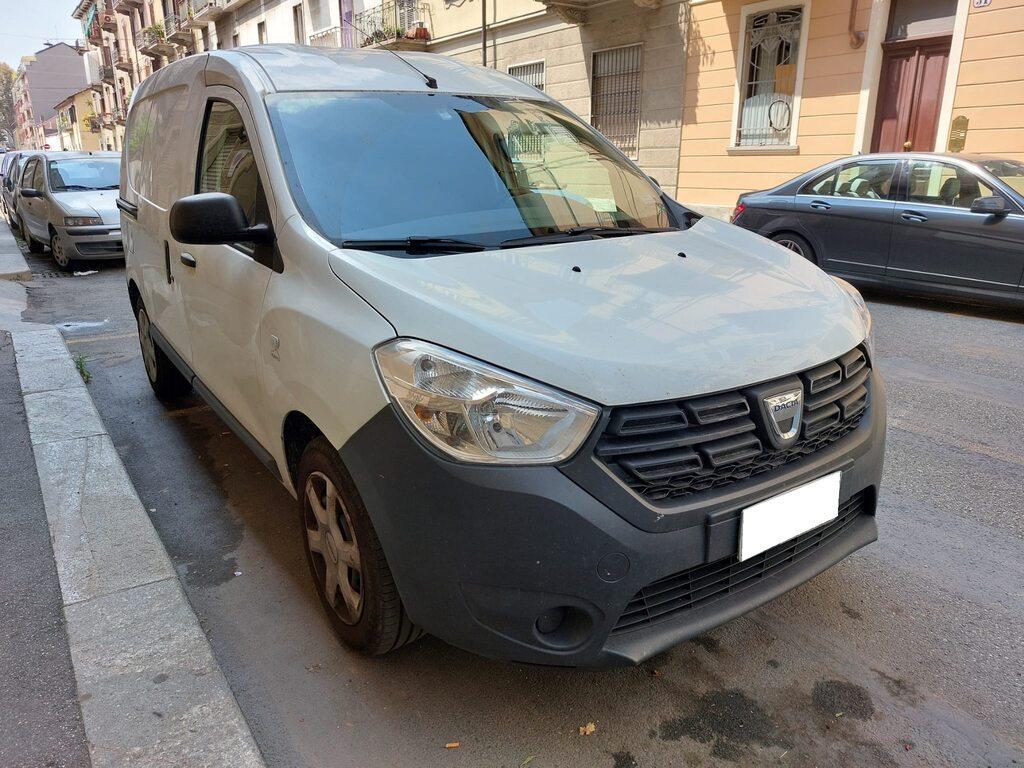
[374,339,600,464]
[833,276,873,352]
[64,216,102,227]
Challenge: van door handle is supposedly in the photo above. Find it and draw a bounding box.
[809,200,832,211]
[901,211,928,223]
[180,252,197,268]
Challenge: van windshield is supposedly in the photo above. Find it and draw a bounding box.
[265,92,674,249]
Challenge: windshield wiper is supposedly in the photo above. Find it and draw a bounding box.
[500,226,674,249]
[338,236,488,254]
[55,184,91,191]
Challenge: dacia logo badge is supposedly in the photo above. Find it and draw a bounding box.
[763,389,803,442]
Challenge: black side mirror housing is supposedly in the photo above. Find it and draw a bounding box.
[970,195,1007,216]
[169,192,273,245]
[20,187,41,198]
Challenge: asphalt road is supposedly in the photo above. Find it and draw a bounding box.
[15,240,1024,768]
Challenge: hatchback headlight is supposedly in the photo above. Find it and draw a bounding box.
[64,216,102,227]
[374,339,599,464]
[833,276,873,353]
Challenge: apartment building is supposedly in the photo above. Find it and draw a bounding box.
[676,0,1024,215]
[69,0,1023,214]
[12,43,89,150]
[72,0,210,150]
[55,87,105,151]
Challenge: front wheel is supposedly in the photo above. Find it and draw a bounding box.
[50,231,73,271]
[298,437,421,655]
[136,303,192,400]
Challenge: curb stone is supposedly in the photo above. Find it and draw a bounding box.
[11,326,266,768]
[0,221,31,281]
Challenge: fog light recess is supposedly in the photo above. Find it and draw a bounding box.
[533,605,594,649]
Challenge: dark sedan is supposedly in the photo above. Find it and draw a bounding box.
[731,153,1024,308]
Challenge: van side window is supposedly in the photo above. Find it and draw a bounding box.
[197,100,266,230]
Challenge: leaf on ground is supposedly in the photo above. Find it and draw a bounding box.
[519,757,535,767]
[579,722,596,736]
[444,741,461,749]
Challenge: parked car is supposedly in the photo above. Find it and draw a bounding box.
[15,151,123,270]
[123,47,885,667]
[731,153,1024,308]
[1,151,25,225]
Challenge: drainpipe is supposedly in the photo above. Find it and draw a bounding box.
[481,0,487,67]
[849,0,864,47]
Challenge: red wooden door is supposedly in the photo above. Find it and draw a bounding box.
[872,40,950,152]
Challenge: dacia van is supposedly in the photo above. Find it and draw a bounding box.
[121,46,885,667]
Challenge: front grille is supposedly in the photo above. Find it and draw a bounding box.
[596,347,870,503]
[612,490,870,634]
[77,241,123,255]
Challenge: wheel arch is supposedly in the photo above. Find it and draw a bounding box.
[282,410,329,492]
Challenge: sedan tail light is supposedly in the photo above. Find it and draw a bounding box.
[730,202,746,223]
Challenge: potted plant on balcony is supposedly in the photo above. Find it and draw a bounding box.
[143,22,165,40]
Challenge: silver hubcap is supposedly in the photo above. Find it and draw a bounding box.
[304,471,363,624]
[137,309,158,383]
[51,234,69,267]
[776,238,804,256]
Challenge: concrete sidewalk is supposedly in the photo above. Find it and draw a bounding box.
[0,215,266,767]
[0,222,30,281]
[0,330,91,768]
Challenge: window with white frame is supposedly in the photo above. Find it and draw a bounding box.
[591,45,642,158]
[736,7,804,147]
[509,61,545,91]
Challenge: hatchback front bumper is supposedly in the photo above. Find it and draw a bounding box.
[58,224,123,260]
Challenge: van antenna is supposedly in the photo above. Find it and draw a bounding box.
[338,17,438,90]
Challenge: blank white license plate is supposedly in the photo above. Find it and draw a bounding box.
[738,472,841,561]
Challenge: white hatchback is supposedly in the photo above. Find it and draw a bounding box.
[122,46,885,667]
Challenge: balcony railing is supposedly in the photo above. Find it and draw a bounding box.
[114,53,133,73]
[165,13,194,44]
[87,22,103,44]
[139,28,176,57]
[113,0,141,12]
[352,0,431,49]
[308,26,356,48]
[100,65,116,83]
[190,0,226,22]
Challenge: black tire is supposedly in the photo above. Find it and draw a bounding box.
[135,302,192,400]
[771,232,816,264]
[21,217,43,254]
[50,231,74,272]
[298,437,421,655]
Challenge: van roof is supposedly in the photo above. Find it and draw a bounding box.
[224,45,549,99]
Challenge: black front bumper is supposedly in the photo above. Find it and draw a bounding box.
[339,371,886,666]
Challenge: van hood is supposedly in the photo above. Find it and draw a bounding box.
[53,189,119,225]
[328,217,868,406]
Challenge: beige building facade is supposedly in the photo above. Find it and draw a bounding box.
[55,88,105,151]
[677,0,1024,214]
[72,0,1023,214]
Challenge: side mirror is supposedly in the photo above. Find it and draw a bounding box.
[970,195,1007,216]
[20,187,41,198]
[169,192,273,245]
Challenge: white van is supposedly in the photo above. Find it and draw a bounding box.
[122,46,885,666]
